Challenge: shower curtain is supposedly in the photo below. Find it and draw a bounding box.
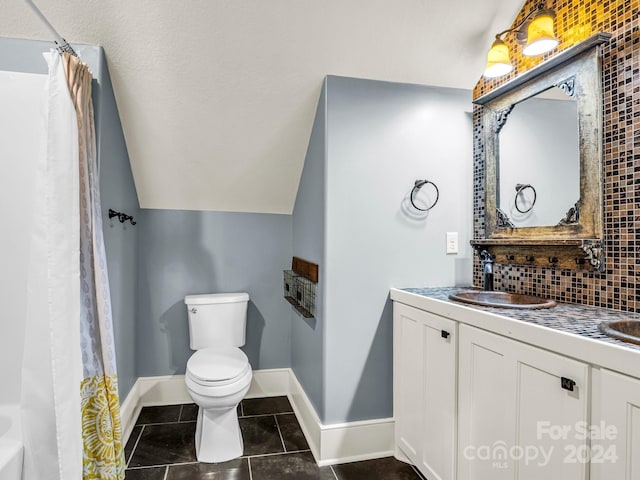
[20,51,125,480]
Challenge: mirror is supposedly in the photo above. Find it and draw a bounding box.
[499,86,579,227]
[472,33,610,271]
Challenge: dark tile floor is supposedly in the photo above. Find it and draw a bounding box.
[124,396,425,480]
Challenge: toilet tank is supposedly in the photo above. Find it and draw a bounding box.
[184,292,250,350]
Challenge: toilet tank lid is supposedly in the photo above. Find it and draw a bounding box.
[184,292,250,305]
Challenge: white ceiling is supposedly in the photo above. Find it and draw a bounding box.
[1,0,524,214]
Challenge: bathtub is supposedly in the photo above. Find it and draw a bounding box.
[0,405,22,480]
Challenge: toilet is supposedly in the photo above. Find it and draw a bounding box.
[184,292,252,463]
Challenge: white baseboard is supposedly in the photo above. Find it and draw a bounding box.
[120,373,194,441]
[317,418,395,466]
[135,374,192,405]
[287,370,322,459]
[246,368,290,398]
[120,368,395,466]
[119,380,141,443]
[286,371,395,466]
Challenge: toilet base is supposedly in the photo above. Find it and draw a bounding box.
[186,367,252,463]
[195,406,244,463]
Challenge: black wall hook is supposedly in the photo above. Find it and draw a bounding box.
[108,209,136,226]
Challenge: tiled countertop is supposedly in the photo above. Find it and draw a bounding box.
[390,286,640,380]
[401,286,640,350]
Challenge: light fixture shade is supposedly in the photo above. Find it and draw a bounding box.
[484,38,513,78]
[522,12,559,56]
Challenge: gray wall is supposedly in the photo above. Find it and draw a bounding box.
[291,83,327,419]
[321,76,473,423]
[0,37,140,400]
[0,37,63,74]
[3,38,476,423]
[95,52,141,400]
[135,210,292,375]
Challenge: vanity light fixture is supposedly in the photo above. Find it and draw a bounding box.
[484,3,559,78]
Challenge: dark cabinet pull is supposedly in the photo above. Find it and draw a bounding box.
[441,330,450,339]
[561,377,576,391]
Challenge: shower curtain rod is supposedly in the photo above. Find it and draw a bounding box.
[23,0,78,57]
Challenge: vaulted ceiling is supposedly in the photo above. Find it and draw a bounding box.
[2,0,524,214]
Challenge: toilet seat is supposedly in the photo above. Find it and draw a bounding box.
[186,347,251,387]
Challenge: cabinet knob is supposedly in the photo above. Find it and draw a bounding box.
[441,330,450,339]
[561,377,576,391]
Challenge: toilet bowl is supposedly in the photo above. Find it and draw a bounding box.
[185,346,252,463]
[184,292,251,462]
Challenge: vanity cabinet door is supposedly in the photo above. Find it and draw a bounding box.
[591,368,640,480]
[458,324,589,480]
[393,302,457,480]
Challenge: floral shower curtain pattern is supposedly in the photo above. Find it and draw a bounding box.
[61,52,125,479]
[62,53,125,480]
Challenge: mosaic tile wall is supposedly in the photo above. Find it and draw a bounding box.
[472,0,640,312]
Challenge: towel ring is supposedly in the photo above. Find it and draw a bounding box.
[410,179,439,212]
[514,183,536,214]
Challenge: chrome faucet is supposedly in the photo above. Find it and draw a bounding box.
[479,250,494,291]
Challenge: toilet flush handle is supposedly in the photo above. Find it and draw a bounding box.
[190,307,197,314]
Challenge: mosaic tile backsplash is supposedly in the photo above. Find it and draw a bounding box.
[472,0,640,312]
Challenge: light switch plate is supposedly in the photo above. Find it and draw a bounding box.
[446,232,459,254]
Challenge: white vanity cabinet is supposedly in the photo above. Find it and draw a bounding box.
[393,302,457,480]
[590,368,640,480]
[457,324,590,480]
[391,289,640,480]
